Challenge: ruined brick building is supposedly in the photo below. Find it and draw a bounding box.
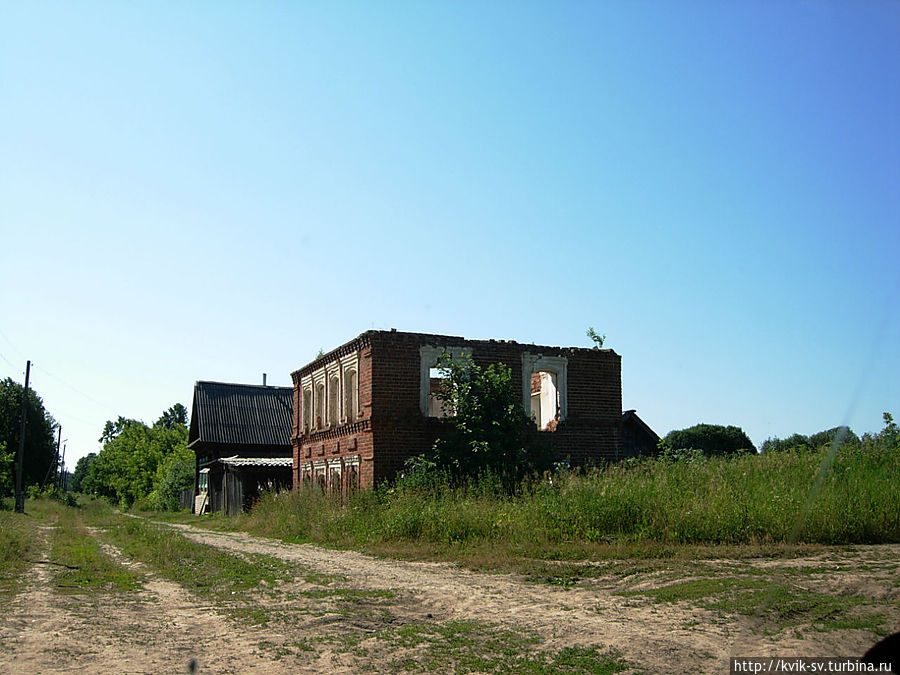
[291,329,623,495]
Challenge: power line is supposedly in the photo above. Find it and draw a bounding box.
[32,362,119,412]
[0,349,17,370]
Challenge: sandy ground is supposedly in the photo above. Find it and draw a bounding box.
[1,520,897,674]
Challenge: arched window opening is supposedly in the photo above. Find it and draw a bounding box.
[328,375,340,427]
[315,383,325,430]
[302,388,312,433]
[330,466,342,497]
[344,369,358,423]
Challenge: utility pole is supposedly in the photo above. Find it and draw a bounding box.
[57,443,67,491]
[14,360,31,514]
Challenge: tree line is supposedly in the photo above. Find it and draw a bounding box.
[72,403,194,510]
[0,378,57,496]
[0,374,193,510]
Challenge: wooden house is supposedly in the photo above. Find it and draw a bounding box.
[188,380,293,515]
[621,409,660,458]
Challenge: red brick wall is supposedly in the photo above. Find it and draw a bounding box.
[291,330,623,489]
[292,338,377,492]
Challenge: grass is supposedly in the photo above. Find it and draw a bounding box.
[369,620,630,674]
[97,514,296,623]
[616,572,895,636]
[0,502,37,602]
[3,497,640,673]
[230,442,899,566]
[46,504,144,594]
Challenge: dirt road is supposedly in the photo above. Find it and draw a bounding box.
[1,519,896,674]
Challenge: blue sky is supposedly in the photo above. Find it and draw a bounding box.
[2,1,898,468]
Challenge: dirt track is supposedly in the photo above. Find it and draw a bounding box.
[1,520,896,674]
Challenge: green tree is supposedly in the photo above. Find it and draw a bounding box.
[156,403,188,430]
[663,423,755,457]
[0,377,57,495]
[877,412,898,449]
[70,452,97,493]
[146,445,195,511]
[762,425,861,454]
[85,404,189,507]
[0,440,11,498]
[426,353,553,490]
[761,433,810,454]
[807,425,858,450]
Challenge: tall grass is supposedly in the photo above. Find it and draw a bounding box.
[0,509,36,589]
[241,442,900,552]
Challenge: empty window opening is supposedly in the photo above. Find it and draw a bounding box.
[328,375,340,426]
[330,467,342,496]
[344,369,358,422]
[531,371,559,431]
[420,345,472,417]
[348,465,359,493]
[302,388,312,432]
[315,383,325,429]
[315,469,326,492]
[428,366,453,418]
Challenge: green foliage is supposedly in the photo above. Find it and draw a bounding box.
[664,423,755,457]
[586,326,606,347]
[807,425,858,450]
[156,403,188,430]
[85,404,189,508]
[428,352,553,490]
[244,415,900,549]
[70,452,96,493]
[0,441,11,497]
[0,377,57,495]
[145,444,195,511]
[762,425,858,454]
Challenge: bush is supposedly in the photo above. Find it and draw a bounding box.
[663,424,755,457]
[425,352,553,491]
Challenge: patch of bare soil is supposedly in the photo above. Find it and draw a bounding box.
[161,523,900,674]
[2,520,896,674]
[0,527,329,674]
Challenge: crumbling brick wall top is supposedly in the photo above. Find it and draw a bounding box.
[291,329,619,381]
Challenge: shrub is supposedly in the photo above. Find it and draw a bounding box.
[425,352,553,491]
[663,424,755,457]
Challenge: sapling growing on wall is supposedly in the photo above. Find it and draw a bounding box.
[586,327,606,347]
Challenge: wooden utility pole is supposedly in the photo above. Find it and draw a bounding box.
[14,360,31,513]
[57,443,67,491]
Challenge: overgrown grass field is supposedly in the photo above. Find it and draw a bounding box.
[236,442,900,558]
[0,500,37,599]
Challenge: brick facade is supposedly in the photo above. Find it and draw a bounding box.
[291,330,622,494]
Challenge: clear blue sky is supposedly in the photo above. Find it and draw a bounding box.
[2,1,898,469]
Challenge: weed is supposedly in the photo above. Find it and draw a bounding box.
[234,443,900,565]
[618,574,891,635]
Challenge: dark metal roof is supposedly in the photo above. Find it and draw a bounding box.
[188,381,292,449]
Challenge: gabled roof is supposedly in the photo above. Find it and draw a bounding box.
[188,381,292,449]
[622,409,660,442]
